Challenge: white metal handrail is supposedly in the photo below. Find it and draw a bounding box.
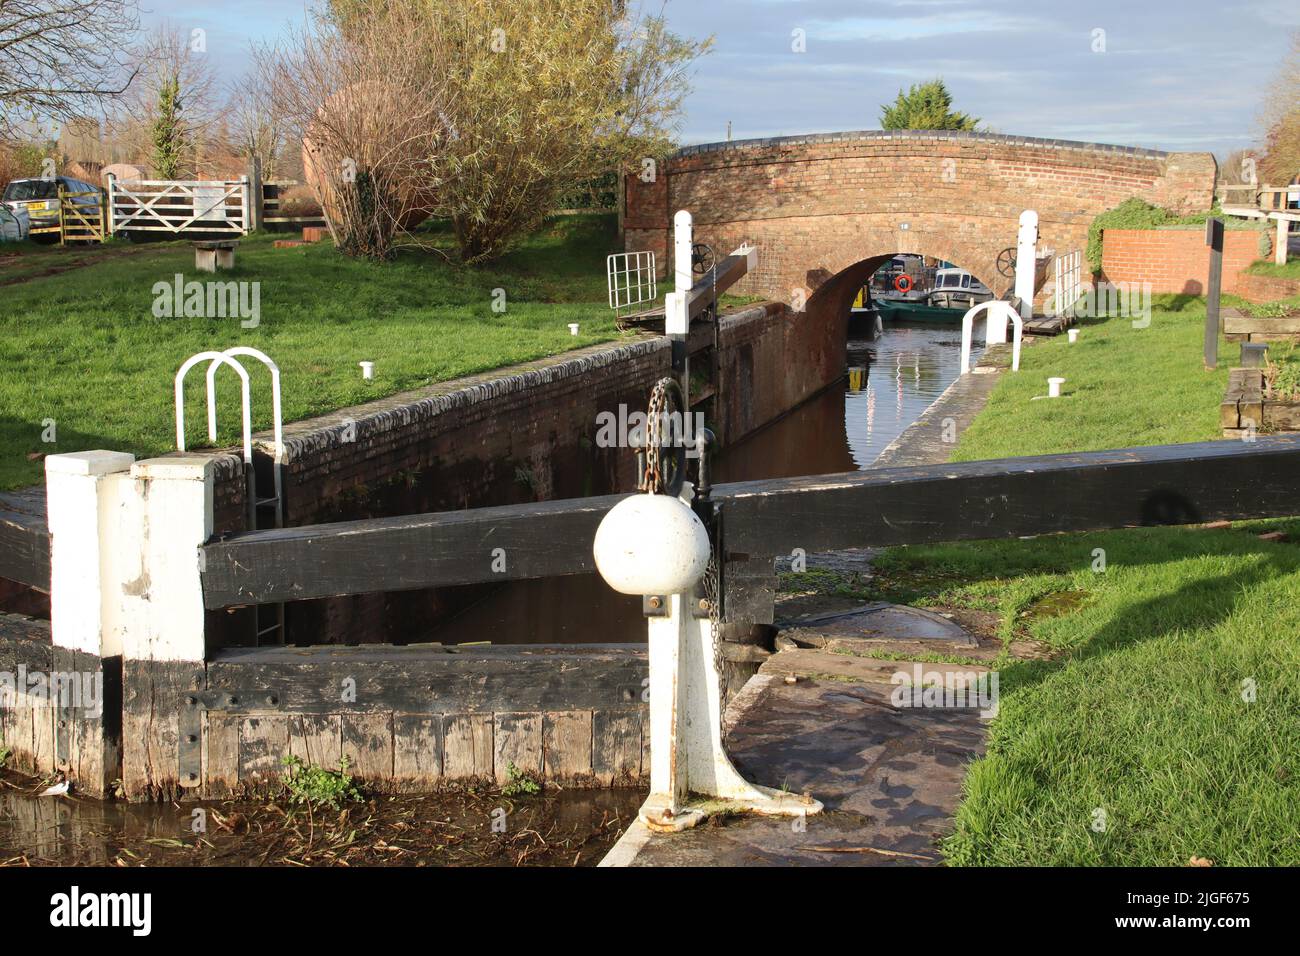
[174,351,253,463]
[961,301,1022,375]
[204,347,284,461]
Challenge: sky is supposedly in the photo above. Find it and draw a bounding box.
[144,0,1298,158]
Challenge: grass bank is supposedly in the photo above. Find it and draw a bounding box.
[0,216,626,490]
[881,296,1300,865]
[953,294,1230,460]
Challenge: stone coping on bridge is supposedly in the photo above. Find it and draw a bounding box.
[675,128,1170,160]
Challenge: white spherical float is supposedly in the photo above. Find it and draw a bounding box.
[593,492,711,596]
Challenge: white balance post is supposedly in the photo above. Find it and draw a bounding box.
[961,300,1023,374]
[665,210,694,404]
[1014,209,1040,322]
[593,484,822,832]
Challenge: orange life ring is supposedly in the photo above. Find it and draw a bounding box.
[894,274,912,293]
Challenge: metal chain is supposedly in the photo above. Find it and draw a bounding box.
[639,378,672,493]
[702,545,726,705]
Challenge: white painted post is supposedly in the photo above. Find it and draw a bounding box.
[43,450,135,792]
[667,210,693,406]
[638,583,822,830]
[45,451,136,659]
[104,172,116,236]
[593,484,822,832]
[115,458,214,666]
[1276,216,1288,266]
[673,209,693,307]
[1014,210,1039,322]
[111,456,214,798]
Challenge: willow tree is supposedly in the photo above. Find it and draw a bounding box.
[331,0,709,263]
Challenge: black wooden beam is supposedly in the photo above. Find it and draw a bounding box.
[200,436,1300,609]
[0,509,51,591]
[201,493,625,609]
[687,249,752,320]
[207,644,646,715]
[720,434,1300,556]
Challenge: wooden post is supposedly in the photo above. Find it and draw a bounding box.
[239,174,252,235]
[1205,217,1224,370]
[247,157,264,233]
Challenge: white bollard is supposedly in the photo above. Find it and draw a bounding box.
[568,323,579,336]
[1048,377,1066,397]
[359,361,374,380]
[1068,329,1079,343]
[593,486,822,831]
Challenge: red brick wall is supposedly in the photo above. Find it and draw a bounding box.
[1101,228,1265,294]
[626,131,1217,305]
[1235,272,1300,304]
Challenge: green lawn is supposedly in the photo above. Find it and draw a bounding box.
[0,216,629,490]
[881,296,1300,864]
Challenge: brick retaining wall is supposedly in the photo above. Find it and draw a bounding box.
[1100,228,1267,295]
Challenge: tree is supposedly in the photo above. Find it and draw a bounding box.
[151,75,184,179]
[880,79,979,132]
[1258,32,1300,186]
[227,72,286,177]
[109,23,216,178]
[259,3,453,259]
[317,0,708,263]
[0,0,140,144]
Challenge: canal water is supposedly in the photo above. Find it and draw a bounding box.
[432,321,978,645]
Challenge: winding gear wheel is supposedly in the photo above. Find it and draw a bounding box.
[691,242,714,275]
[996,246,1017,278]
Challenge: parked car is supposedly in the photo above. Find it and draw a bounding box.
[0,203,29,241]
[2,175,102,242]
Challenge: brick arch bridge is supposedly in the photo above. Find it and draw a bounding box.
[623,129,1217,326]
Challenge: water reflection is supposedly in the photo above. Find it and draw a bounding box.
[843,324,979,467]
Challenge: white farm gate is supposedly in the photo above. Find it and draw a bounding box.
[106,174,252,237]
